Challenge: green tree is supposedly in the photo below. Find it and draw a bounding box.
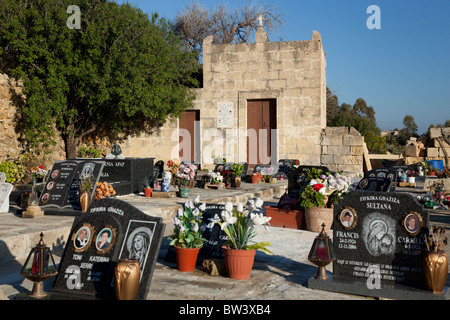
[0,0,199,158]
[402,114,418,137]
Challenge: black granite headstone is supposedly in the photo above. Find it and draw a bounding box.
[165,203,229,263]
[332,191,429,289]
[355,177,393,192]
[51,198,165,300]
[39,160,104,210]
[365,168,397,191]
[97,158,155,195]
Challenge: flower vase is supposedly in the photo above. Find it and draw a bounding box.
[305,207,333,233]
[161,172,171,192]
[234,176,241,188]
[422,251,448,294]
[175,246,200,272]
[79,191,91,212]
[114,259,141,300]
[222,247,256,280]
[29,179,40,206]
[179,187,190,198]
[251,175,260,184]
[408,176,415,184]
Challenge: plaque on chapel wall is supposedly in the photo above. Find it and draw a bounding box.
[217,102,233,128]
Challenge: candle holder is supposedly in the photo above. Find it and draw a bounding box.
[308,223,336,280]
[20,233,58,299]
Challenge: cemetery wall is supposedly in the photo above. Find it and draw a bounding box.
[0,73,66,163]
[320,126,365,176]
[0,73,22,160]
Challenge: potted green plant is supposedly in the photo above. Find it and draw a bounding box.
[218,198,273,279]
[169,195,207,272]
[143,176,154,197]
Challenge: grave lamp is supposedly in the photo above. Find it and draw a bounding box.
[308,223,336,281]
[20,233,58,299]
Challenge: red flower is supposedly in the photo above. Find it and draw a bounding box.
[312,183,324,192]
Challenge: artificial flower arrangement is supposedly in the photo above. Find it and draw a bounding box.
[218,198,273,255]
[207,171,223,184]
[221,169,233,185]
[169,195,207,249]
[95,181,116,200]
[30,166,48,181]
[79,173,96,193]
[299,170,351,210]
[172,163,197,188]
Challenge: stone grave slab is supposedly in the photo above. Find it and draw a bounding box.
[39,160,104,215]
[51,198,165,300]
[309,190,450,300]
[0,173,13,213]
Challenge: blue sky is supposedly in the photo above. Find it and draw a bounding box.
[115,0,449,135]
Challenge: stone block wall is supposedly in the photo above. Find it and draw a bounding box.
[320,127,365,176]
[0,73,66,164]
[194,27,327,166]
[0,73,22,161]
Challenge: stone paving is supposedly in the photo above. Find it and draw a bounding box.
[0,178,449,300]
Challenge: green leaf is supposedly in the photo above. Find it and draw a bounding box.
[246,242,274,255]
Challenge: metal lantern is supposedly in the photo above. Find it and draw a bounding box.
[20,233,58,299]
[308,223,336,280]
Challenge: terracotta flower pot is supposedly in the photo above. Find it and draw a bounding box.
[175,246,200,272]
[305,207,333,233]
[144,188,152,197]
[422,251,448,294]
[251,175,261,184]
[264,206,306,229]
[222,247,256,280]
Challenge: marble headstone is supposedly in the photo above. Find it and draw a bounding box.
[0,172,13,213]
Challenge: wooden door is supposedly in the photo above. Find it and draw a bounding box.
[247,99,276,166]
[179,110,200,162]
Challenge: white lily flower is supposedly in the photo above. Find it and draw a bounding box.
[251,213,272,225]
[185,201,194,209]
[192,223,199,232]
[199,203,206,211]
[236,203,244,212]
[221,210,237,230]
[193,195,200,203]
[193,208,200,216]
[225,202,233,213]
[247,199,255,210]
[173,217,181,226]
[255,198,264,208]
[177,208,183,217]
